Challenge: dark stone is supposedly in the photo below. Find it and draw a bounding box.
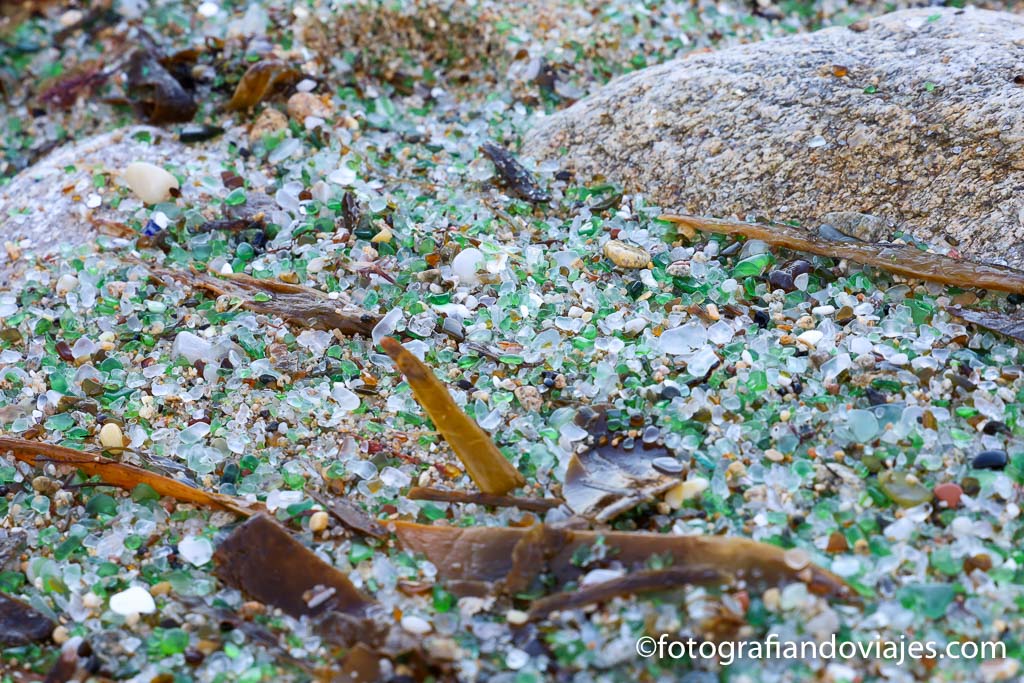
[972,449,1008,470]
[767,269,794,292]
[865,387,887,406]
[659,385,682,401]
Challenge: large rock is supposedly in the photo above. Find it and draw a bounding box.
[0,126,223,281]
[524,8,1024,268]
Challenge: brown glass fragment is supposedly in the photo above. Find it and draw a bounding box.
[213,514,375,618]
[226,60,301,111]
[661,214,1024,294]
[0,592,53,646]
[381,337,525,495]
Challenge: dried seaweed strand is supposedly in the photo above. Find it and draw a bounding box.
[381,338,526,495]
[947,305,1024,343]
[0,438,257,516]
[527,566,724,620]
[147,265,380,337]
[661,214,1024,294]
[407,486,563,513]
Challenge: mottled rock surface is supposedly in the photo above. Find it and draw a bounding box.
[524,8,1024,267]
[0,126,220,281]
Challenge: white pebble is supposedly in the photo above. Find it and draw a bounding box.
[797,330,824,348]
[109,585,156,616]
[98,422,124,450]
[121,162,179,205]
[452,248,484,284]
[401,615,432,635]
[55,273,79,296]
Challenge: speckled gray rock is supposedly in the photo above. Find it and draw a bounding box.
[0,126,219,281]
[524,7,1024,267]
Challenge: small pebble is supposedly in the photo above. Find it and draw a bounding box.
[98,422,124,451]
[121,162,179,205]
[109,585,156,616]
[972,449,1008,470]
[452,247,485,284]
[933,482,963,509]
[287,92,333,122]
[603,240,651,269]
[506,648,530,670]
[783,547,810,571]
[514,385,543,413]
[250,108,288,142]
[309,510,330,532]
[400,615,433,635]
[505,609,529,625]
[664,477,708,508]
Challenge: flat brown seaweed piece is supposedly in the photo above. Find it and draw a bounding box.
[213,514,375,618]
[661,214,1024,294]
[381,337,525,495]
[563,441,680,522]
[947,305,1024,343]
[0,593,53,646]
[393,522,854,604]
[151,267,380,337]
[0,438,257,516]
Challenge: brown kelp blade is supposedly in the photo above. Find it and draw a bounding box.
[0,438,257,516]
[381,337,525,495]
[150,266,380,337]
[213,514,375,618]
[393,521,853,602]
[527,566,724,620]
[947,305,1024,343]
[407,486,563,514]
[661,214,1024,294]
